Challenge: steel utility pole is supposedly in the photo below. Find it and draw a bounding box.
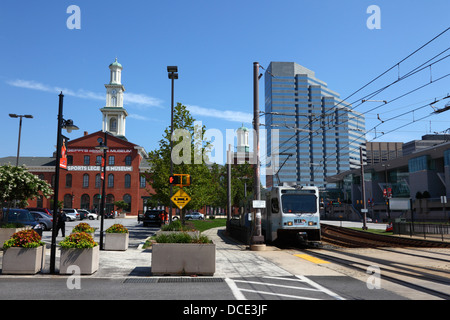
[252,62,265,249]
[360,146,368,230]
[227,144,232,221]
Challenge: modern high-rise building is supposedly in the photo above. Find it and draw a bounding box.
[264,62,365,189]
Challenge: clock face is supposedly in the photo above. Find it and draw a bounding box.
[111,89,117,95]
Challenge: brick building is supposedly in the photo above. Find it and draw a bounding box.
[0,59,152,215]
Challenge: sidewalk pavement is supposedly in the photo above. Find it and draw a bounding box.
[1,226,339,278]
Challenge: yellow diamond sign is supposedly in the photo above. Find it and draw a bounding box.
[171,189,191,209]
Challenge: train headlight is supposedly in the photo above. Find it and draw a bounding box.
[308,221,316,226]
[287,221,293,226]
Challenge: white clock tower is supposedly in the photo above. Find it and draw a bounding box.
[100,58,128,139]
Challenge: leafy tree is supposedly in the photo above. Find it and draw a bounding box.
[145,103,214,212]
[0,164,53,222]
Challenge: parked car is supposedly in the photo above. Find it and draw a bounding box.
[77,209,97,220]
[88,211,98,220]
[76,209,88,220]
[30,211,53,231]
[143,210,165,227]
[27,207,52,216]
[62,208,79,221]
[2,208,43,235]
[185,212,205,220]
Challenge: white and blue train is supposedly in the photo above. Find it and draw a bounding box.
[262,184,321,243]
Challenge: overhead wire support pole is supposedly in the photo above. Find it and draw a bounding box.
[360,146,368,231]
[251,62,265,249]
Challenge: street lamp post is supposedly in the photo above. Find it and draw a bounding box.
[9,113,33,166]
[50,92,79,274]
[96,133,109,250]
[167,66,178,223]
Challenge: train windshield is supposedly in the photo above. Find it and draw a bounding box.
[281,194,317,213]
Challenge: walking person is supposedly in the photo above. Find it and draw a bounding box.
[56,209,67,237]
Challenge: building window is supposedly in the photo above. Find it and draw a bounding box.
[110,118,117,132]
[96,155,102,166]
[125,174,131,188]
[81,194,90,210]
[108,174,114,188]
[123,194,131,212]
[93,194,101,212]
[67,155,73,166]
[140,175,146,188]
[125,155,132,166]
[83,174,89,188]
[84,155,90,165]
[106,194,115,214]
[408,155,429,173]
[65,174,72,188]
[109,156,115,166]
[95,174,101,189]
[64,194,72,208]
[37,195,43,208]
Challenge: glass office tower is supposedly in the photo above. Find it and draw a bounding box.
[265,62,365,188]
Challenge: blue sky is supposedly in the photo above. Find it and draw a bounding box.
[1,0,450,165]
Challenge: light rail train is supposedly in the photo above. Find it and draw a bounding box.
[262,184,321,243]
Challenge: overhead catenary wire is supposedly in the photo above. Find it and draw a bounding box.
[260,28,450,172]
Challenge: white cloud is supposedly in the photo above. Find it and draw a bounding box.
[124,92,163,108]
[6,79,163,108]
[187,104,252,123]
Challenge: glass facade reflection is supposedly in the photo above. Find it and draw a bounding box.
[265,62,365,188]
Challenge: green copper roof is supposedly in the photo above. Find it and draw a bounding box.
[109,58,122,68]
[237,123,249,131]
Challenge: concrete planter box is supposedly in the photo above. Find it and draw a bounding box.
[104,232,129,251]
[2,245,45,274]
[0,228,27,249]
[151,243,215,276]
[59,246,99,275]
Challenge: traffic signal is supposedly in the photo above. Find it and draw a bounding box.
[168,174,191,187]
[169,175,181,185]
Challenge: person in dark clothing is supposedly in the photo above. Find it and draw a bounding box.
[56,209,67,237]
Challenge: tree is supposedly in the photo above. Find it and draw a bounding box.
[0,164,53,222]
[145,103,214,211]
[114,200,129,212]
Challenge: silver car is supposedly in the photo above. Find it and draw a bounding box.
[62,208,79,221]
[185,212,205,220]
[30,211,53,231]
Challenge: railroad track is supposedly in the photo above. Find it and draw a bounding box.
[321,224,450,248]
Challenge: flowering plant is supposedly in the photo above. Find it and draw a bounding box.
[105,224,128,233]
[72,222,95,233]
[2,229,45,250]
[59,232,98,249]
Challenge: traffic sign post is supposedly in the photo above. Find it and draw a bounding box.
[171,189,191,209]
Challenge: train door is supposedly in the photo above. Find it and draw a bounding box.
[266,195,280,242]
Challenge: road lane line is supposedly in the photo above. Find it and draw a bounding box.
[233,279,321,292]
[295,275,346,300]
[224,278,247,300]
[238,288,321,300]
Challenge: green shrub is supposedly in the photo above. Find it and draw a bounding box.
[0,223,25,228]
[105,224,128,233]
[60,232,98,249]
[161,220,194,231]
[72,222,95,233]
[154,232,211,244]
[3,229,44,250]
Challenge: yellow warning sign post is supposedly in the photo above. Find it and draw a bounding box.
[171,188,191,209]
